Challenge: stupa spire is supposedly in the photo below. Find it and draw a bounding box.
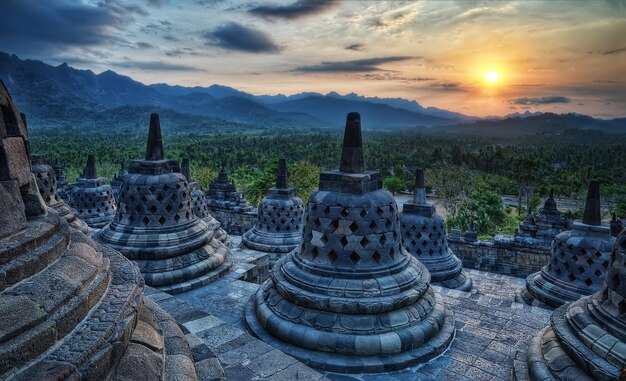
[84,154,97,179]
[181,157,191,180]
[145,113,164,161]
[582,180,601,226]
[413,168,426,204]
[276,158,288,189]
[339,112,364,173]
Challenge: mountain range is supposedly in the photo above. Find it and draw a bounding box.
[0,52,624,136]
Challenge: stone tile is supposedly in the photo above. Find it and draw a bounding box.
[183,315,223,334]
[224,364,256,381]
[246,349,297,378]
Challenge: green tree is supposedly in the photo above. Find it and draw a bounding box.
[384,177,404,195]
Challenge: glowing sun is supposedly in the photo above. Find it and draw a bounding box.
[485,71,500,84]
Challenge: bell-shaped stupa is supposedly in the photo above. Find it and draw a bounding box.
[68,154,117,229]
[181,158,230,246]
[242,158,304,256]
[98,113,231,294]
[31,155,91,235]
[245,113,455,373]
[514,225,626,380]
[516,189,571,244]
[0,81,198,380]
[206,167,254,212]
[400,169,472,291]
[517,180,614,308]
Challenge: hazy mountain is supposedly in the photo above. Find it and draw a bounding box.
[438,113,626,137]
[1,52,623,135]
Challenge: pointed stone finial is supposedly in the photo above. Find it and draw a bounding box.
[339,112,364,173]
[181,157,190,180]
[613,212,617,221]
[145,113,164,161]
[413,168,426,204]
[84,154,97,179]
[549,188,554,199]
[20,113,26,127]
[276,158,288,189]
[582,180,601,226]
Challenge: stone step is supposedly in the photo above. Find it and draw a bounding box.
[0,213,68,291]
[0,230,110,377]
[110,299,198,381]
[157,260,234,295]
[8,247,143,380]
[145,287,327,381]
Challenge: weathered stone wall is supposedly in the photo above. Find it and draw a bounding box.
[209,208,257,235]
[448,238,551,277]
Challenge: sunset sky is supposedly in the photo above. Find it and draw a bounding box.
[1,0,625,117]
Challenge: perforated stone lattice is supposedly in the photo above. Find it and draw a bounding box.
[401,217,446,257]
[69,180,117,227]
[257,198,304,234]
[115,173,195,228]
[547,230,611,288]
[33,166,59,206]
[299,200,402,268]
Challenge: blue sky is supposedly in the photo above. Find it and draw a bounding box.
[1,0,625,117]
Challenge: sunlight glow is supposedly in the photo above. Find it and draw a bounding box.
[485,71,500,84]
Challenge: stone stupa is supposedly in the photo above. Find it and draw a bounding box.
[245,112,455,373]
[242,158,304,258]
[514,225,626,380]
[400,168,472,291]
[68,154,117,229]
[181,158,230,246]
[205,167,254,213]
[0,81,198,380]
[517,180,614,308]
[516,189,571,244]
[31,155,91,235]
[98,113,231,294]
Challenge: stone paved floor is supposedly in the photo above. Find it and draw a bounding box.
[164,236,551,381]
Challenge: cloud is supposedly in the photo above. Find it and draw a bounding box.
[0,0,131,55]
[165,47,200,57]
[428,82,466,92]
[110,60,205,72]
[511,96,572,105]
[146,0,167,6]
[203,22,281,53]
[135,41,155,49]
[345,43,365,51]
[603,47,626,55]
[141,20,173,34]
[295,56,414,73]
[249,0,339,20]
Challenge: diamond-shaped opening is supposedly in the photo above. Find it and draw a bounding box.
[149,205,158,213]
[330,220,339,232]
[370,220,377,229]
[174,214,181,222]
[377,207,385,217]
[158,216,167,225]
[360,237,368,248]
[336,235,347,247]
[422,240,428,247]
[594,269,602,277]
[310,246,318,259]
[349,251,360,264]
[360,209,367,218]
[142,216,150,225]
[135,205,142,213]
[379,234,387,245]
[149,186,156,192]
[578,266,585,274]
[594,250,602,258]
[564,262,570,269]
[341,208,350,217]
[328,249,338,262]
[157,193,164,202]
[568,273,576,282]
[584,278,593,286]
[349,221,359,233]
[372,250,381,263]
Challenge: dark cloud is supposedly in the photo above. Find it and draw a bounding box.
[204,22,281,53]
[511,96,571,105]
[146,0,167,6]
[428,82,466,92]
[360,73,434,82]
[165,47,200,57]
[135,41,155,49]
[295,56,414,73]
[249,0,338,20]
[111,60,205,72]
[0,0,132,55]
[141,20,173,34]
[603,47,626,55]
[345,43,365,51]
